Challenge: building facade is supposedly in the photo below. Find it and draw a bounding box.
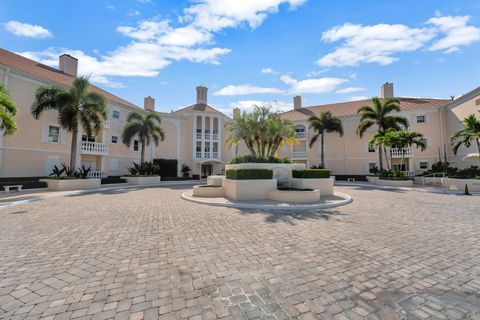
[0,48,479,178]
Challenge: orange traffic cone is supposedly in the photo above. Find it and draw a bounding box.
[464,184,471,196]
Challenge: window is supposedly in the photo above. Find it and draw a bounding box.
[196,141,202,152]
[368,162,377,174]
[393,164,406,171]
[368,143,376,153]
[133,140,139,151]
[48,126,60,143]
[81,135,95,142]
[416,115,426,123]
[111,136,118,144]
[112,110,120,119]
[419,161,429,170]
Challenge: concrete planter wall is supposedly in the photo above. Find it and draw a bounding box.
[413,176,442,185]
[377,179,413,187]
[366,176,379,184]
[290,177,335,196]
[224,179,277,201]
[441,178,480,192]
[122,176,161,185]
[225,163,305,181]
[207,175,224,187]
[192,185,225,197]
[267,189,320,203]
[41,179,101,191]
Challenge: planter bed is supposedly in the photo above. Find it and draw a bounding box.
[267,188,320,203]
[441,178,480,192]
[376,179,413,187]
[224,179,277,201]
[40,178,101,191]
[192,185,225,197]
[121,176,161,185]
[366,176,379,184]
[207,175,224,187]
[290,177,334,196]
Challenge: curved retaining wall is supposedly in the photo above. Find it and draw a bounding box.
[376,179,413,187]
[267,189,320,203]
[223,179,277,201]
[290,177,335,196]
[192,185,225,197]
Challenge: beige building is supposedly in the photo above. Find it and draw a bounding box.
[0,48,478,178]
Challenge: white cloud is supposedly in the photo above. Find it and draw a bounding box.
[318,22,435,67]
[261,67,274,74]
[336,87,366,94]
[127,10,141,17]
[427,15,480,53]
[214,85,284,96]
[281,75,347,94]
[230,100,293,113]
[346,96,369,101]
[4,20,52,38]
[279,74,297,85]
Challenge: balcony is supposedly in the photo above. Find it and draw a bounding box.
[295,132,306,139]
[195,151,202,159]
[212,152,219,159]
[87,171,107,179]
[204,152,211,159]
[212,133,219,141]
[204,133,211,140]
[292,151,308,160]
[390,147,413,158]
[196,133,202,139]
[81,141,108,155]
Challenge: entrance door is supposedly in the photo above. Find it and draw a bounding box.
[201,164,213,178]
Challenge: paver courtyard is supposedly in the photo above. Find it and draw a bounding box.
[0,185,479,320]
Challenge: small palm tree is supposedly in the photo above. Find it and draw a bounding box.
[357,97,409,170]
[450,113,480,160]
[122,112,165,163]
[31,77,107,169]
[0,86,18,136]
[308,111,343,168]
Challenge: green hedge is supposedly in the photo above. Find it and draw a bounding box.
[229,155,291,164]
[226,169,273,180]
[292,169,331,179]
[153,158,178,177]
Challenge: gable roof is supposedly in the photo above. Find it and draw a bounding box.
[0,48,141,111]
[172,103,229,118]
[282,97,451,121]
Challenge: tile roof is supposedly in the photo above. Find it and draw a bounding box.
[172,103,228,117]
[0,48,142,111]
[282,97,452,121]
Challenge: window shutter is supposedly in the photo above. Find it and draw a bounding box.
[42,125,49,143]
[60,129,68,144]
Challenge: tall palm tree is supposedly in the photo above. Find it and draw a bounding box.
[122,112,165,163]
[31,77,107,168]
[357,97,409,170]
[308,111,343,168]
[0,86,18,136]
[389,130,427,171]
[450,113,480,160]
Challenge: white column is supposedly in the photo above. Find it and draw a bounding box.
[75,128,82,168]
[192,114,197,159]
[218,116,222,161]
[201,114,206,159]
[100,156,106,172]
[209,115,213,159]
[176,121,181,176]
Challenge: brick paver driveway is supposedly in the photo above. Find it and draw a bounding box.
[1,185,479,320]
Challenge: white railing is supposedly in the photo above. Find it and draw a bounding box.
[212,152,219,159]
[403,171,415,178]
[292,151,308,159]
[87,171,107,179]
[81,141,108,155]
[196,133,202,139]
[390,147,413,158]
[204,133,210,140]
[204,152,211,159]
[295,132,306,139]
[195,152,202,159]
[419,172,446,186]
[212,133,219,141]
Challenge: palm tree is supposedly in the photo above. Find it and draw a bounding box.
[391,130,427,171]
[0,86,18,136]
[357,97,409,170]
[122,112,165,163]
[31,77,107,169]
[450,113,480,160]
[308,111,343,168]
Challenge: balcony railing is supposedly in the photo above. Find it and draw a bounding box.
[81,141,108,155]
[196,133,202,139]
[390,147,413,158]
[212,152,219,159]
[87,171,107,179]
[204,152,211,159]
[195,152,202,158]
[212,133,219,141]
[204,133,210,140]
[292,151,308,160]
[295,132,306,139]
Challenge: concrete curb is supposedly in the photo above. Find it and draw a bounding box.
[180,191,353,211]
[335,182,480,195]
[0,181,199,209]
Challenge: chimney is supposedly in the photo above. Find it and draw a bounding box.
[233,107,241,119]
[293,95,302,109]
[380,82,394,99]
[196,85,208,104]
[144,96,155,112]
[59,54,78,77]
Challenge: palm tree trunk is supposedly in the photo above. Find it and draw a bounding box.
[140,140,146,163]
[378,145,383,171]
[70,126,78,170]
[320,132,325,168]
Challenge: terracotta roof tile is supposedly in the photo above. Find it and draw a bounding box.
[282,97,451,121]
[172,103,227,116]
[0,48,142,111]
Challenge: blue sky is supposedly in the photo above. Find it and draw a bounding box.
[1,0,480,115]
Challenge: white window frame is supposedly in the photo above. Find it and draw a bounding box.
[367,161,377,174]
[112,110,121,119]
[416,115,426,124]
[419,161,429,170]
[48,125,60,144]
[111,135,118,144]
[133,139,139,152]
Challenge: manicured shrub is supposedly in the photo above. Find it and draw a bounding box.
[379,170,408,180]
[225,169,273,180]
[229,155,291,164]
[153,158,178,177]
[292,169,331,179]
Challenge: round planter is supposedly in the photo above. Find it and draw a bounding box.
[40,179,101,191]
[192,185,225,197]
[290,177,334,196]
[267,189,320,203]
[223,179,277,201]
[206,175,224,187]
[225,163,305,181]
[366,176,379,185]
